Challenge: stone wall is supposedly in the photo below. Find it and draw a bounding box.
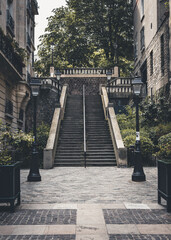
[25,77,107,131]
[26,88,59,132]
[61,77,107,95]
[134,18,169,96]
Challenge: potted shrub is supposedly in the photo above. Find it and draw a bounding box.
[157,133,171,212]
[0,129,20,212]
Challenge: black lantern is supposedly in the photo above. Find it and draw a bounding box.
[27,79,41,182]
[132,76,146,182]
[106,71,112,100]
[55,70,61,106]
[51,43,55,66]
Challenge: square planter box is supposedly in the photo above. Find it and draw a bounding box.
[0,162,20,212]
[157,160,171,212]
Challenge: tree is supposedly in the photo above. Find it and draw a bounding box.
[35,1,133,76]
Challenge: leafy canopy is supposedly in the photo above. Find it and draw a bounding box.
[35,0,133,76]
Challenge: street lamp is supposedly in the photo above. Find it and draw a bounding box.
[106,71,112,100]
[51,43,55,66]
[114,42,118,65]
[132,76,146,182]
[27,79,41,182]
[55,70,61,106]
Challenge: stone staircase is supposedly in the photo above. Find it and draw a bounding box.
[54,95,84,166]
[86,95,116,166]
[55,94,116,167]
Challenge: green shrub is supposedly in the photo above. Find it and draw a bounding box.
[0,121,34,167]
[123,133,155,165]
[156,133,171,160]
[36,122,50,166]
[117,105,137,130]
[121,128,149,140]
[121,129,135,139]
[123,134,135,148]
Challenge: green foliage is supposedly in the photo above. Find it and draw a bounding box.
[35,0,133,75]
[156,133,171,160]
[37,122,50,152]
[141,91,171,127]
[0,121,34,166]
[148,123,171,145]
[36,122,50,166]
[123,132,155,164]
[116,105,136,130]
[0,149,12,166]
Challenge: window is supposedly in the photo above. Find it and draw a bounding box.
[150,51,153,75]
[161,34,165,75]
[134,33,138,60]
[140,27,145,51]
[6,0,14,36]
[140,0,144,20]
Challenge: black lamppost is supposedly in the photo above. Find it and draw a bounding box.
[132,76,146,182]
[55,70,61,106]
[51,43,55,66]
[106,71,112,100]
[27,80,41,182]
[114,42,118,65]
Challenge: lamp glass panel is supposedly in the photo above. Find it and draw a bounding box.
[31,86,40,96]
[133,84,141,96]
[106,72,112,81]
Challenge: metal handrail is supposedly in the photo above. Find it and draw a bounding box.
[83,85,87,168]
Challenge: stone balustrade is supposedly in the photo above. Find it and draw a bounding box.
[108,77,133,96]
[61,68,115,75]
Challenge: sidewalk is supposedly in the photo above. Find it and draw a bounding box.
[0,167,171,240]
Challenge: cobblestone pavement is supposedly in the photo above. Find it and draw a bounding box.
[20,167,157,204]
[0,167,171,240]
[103,209,171,224]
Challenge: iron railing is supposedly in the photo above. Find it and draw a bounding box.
[107,77,134,99]
[83,85,87,168]
[19,109,24,121]
[0,31,23,75]
[6,10,15,36]
[31,77,62,97]
[27,32,32,49]
[5,99,13,116]
[61,68,114,75]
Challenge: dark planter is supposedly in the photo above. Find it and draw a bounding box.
[157,160,171,212]
[0,162,20,212]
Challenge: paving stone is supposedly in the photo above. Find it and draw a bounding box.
[0,236,75,240]
[20,167,158,204]
[0,210,77,225]
[109,234,171,240]
[103,209,171,224]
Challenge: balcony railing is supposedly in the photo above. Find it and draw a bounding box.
[60,68,114,75]
[27,0,32,17]
[0,30,23,75]
[27,71,31,83]
[5,99,13,116]
[31,0,38,15]
[6,10,15,37]
[27,32,32,50]
[19,109,24,121]
[107,77,134,98]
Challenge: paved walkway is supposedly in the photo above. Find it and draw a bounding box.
[0,167,171,240]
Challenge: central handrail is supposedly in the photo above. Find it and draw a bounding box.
[83,85,87,168]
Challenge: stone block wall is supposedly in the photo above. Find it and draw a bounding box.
[61,77,107,95]
[134,18,169,96]
[26,88,59,132]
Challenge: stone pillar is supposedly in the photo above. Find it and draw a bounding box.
[113,66,119,77]
[50,66,55,77]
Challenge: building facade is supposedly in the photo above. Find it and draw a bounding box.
[0,0,38,130]
[133,0,169,97]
